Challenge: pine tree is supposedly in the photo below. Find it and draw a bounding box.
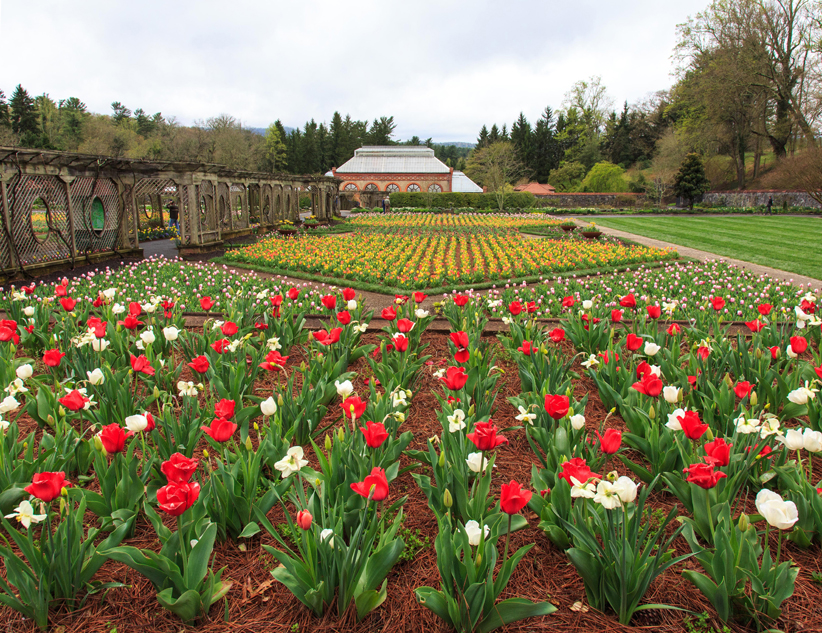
[510,112,532,176]
[476,125,489,149]
[0,91,10,129]
[674,153,710,209]
[111,102,132,125]
[10,85,39,146]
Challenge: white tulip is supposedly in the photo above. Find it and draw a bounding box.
[260,397,278,417]
[0,396,20,414]
[666,408,686,431]
[582,299,593,310]
[463,520,490,547]
[735,416,760,434]
[103,288,117,300]
[140,329,156,346]
[319,528,335,548]
[612,476,638,504]
[786,345,798,358]
[112,303,126,315]
[778,428,805,451]
[570,414,586,430]
[15,364,33,381]
[649,364,662,377]
[593,480,622,509]
[274,446,309,478]
[788,387,816,405]
[0,418,9,431]
[91,338,110,352]
[87,368,105,385]
[755,489,799,530]
[163,326,180,341]
[23,306,35,317]
[662,386,680,404]
[802,428,822,453]
[415,309,429,318]
[266,336,282,351]
[335,380,354,399]
[125,414,148,432]
[760,418,781,438]
[347,299,357,311]
[644,342,661,356]
[466,451,490,473]
[5,379,27,395]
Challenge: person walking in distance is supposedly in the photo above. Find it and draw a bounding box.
[766,196,773,215]
[168,201,179,231]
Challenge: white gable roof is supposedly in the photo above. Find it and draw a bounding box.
[335,146,450,174]
[451,171,482,193]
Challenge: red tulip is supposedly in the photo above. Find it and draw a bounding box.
[312,328,342,346]
[467,420,508,451]
[201,417,237,443]
[200,296,215,311]
[43,349,66,367]
[599,350,619,365]
[394,294,409,305]
[508,301,523,315]
[22,284,35,295]
[211,338,231,353]
[341,396,367,419]
[561,296,575,308]
[790,336,808,354]
[287,287,300,300]
[815,365,822,381]
[711,296,725,311]
[518,340,533,355]
[99,423,132,454]
[734,381,752,399]
[392,334,409,352]
[413,292,427,303]
[130,354,155,376]
[145,412,156,432]
[632,372,663,397]
[24,471,71,502]
[549,328,565,343]
[397,318,414,333]
[188,355,210,373]
[60,297,77,312]
[544,394,570,420]
[667,323,681,335]
[220,321,238,336]
[595,428,622,454]
[59,389,89,412]
[526,301,537,313]
[336,310,352,325]
[269,294,283,307]
[381,306,396,321]
[500,480,532,514]
[646,305,661,319]
[745,320,765,333]
[683,462,726,489]
[296,509,313,530]
[214,399,235,419]
[558,457,600,486]
[259,350,289,371]
[453,295,469,307]
[626,333,642,351]
[54,284,67,297]
[342,287,356,301]
[450,331,470,363]
[321,295,337,310]
[678,410,708,440]
[611,309,623,323]
[441,366,468,391]
[704,438,732,467]
[360,421,389,448]
[696,346,710,361]
[768,346,780,360]
[636,361,652,378]
[350,467,389,501]
[620,294,637,308]
[119,314,144,330]
[157,481,200,516]
[161,452,199,483]
[757,303,773,316]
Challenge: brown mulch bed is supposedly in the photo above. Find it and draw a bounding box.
[2,330,821,633]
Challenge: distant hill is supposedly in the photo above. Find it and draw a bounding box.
[248,126,295,136]
[434,141,475,148]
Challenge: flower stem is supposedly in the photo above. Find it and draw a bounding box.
[502,513,512,567]
[178,514,188,571]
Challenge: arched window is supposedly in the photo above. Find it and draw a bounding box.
[406,183,421,192]
[364,183,378,191]
[344,183,359,191]
[428,183,443,193]
[385,183,400,193]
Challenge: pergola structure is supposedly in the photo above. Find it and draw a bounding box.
[0,147,340,280]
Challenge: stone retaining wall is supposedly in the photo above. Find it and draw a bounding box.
[703,190,821,208]
[539,192,645,208]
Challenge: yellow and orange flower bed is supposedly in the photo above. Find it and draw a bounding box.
[224,215,675,290]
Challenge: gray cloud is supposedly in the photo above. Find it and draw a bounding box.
[0,0,708,142]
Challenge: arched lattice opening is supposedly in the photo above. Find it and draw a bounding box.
[386,183,400,193]
[31,197,51,244]
[428,183,443,193]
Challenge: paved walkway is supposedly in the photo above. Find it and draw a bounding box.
[568,219,821,291]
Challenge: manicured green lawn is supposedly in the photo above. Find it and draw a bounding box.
[593,216,822,280]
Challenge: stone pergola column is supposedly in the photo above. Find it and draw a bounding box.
[58,174,78,259]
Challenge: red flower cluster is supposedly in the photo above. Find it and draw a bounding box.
[25,471,72,502]
[467,421,508,451]
[158,453,200,516]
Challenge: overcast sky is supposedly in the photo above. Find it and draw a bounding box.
[0,0,709,143]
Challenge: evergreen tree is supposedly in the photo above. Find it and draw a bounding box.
[58,97,87,150]
[531,107,561,183]
[476,125,489,149]
[10,85,39,146]
[673,152,710,209]
[329,111,344,166]
[510,112,532,176]
[262,123,287,172]
[110,102,132,125]
[366,116,396,145]
[0,91,10,129]
[488,124,500,144]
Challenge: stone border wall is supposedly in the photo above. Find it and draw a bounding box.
[703,190,821,209]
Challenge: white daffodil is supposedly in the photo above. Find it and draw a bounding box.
[227,339,242,353]
[662,301,677,314]
[735,416,761,434]
[581,354,599,369]
[570,477,596,499]
[260,397,278,417]
[415,308,429,318]
[662,386,680,404]
[755,489,799,530]
[760,417,781,438]
[448,409,467,432]
[5,379,27,396]
[644,341,661,356]
[212,320,225,331]
[487,299,502,309]
[163,326,180,341]
[802,428,822,453]
[392,391,408,408]
[466,451,491,473]
[593,480,622,509]
[777,428,804,451]
[463,520,490,547]
[266,336,282,351]
[0,396,20,414]
[612,476,638,504]
[125,414,148,433]
[335,380,354,399]
[515,405,536,425]
[177,381,198,397]
[570,414,586,430]
[256,289,269,300]
[353,323,368,334]
[433,368,446,379]
[5,500,47,529]
[85,368,104,385]
[11,291,26,302]
[501,316,513,325]
[274,446,309,478]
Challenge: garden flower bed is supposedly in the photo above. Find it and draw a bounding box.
[0,268,820,632]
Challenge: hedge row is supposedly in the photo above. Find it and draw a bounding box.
[388,191,536,209]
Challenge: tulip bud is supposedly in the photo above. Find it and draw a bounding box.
[750,391,758,406]
[92,434,104,452]
[58,406,66,418]
[648,405,655,420]
[443,489,453,508]
[277,394,284,406]
[203,449,209,458]
[325,434,332,450]
[705,427,715,441]
[253,422,259,431]
[61,486,69,497]
[46,414,55,427]
[337,427,345,441]
[565,387,572,397]
[568,407,575,418]
[738,513,750,532]
[468,404,475,417]
[59,497,67,513]
[724,373,733,388]
[755,347,763,359]
[245,436,253,451]
[475,554,482,567]
[438,450,446,468]
[153,386,160,398]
